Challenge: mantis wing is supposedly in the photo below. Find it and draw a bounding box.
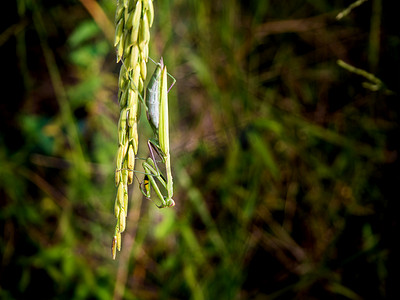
[158,64,174,201]
[159,64,169,156]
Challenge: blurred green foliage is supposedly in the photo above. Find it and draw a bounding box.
[1,0,398,299]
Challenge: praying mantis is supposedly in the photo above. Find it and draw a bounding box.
[122,57,176,208]
[140,57,175,208]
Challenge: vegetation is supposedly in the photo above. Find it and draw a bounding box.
[1,0,398,299]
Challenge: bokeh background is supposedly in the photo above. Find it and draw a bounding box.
[1,0,399,299]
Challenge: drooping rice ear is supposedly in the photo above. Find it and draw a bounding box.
[113,0,154,259]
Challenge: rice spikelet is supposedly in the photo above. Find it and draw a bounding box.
[112,0,154,259]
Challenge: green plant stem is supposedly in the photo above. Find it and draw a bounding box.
[32,4,89,175]
[369,0,381,73]
[336,0,368,20]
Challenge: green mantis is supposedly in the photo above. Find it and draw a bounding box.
[140,58,175,208]
[121,57,175,208]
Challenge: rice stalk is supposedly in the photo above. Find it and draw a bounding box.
[112,0,154,259]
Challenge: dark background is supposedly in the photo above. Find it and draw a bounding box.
[1,0,399,299]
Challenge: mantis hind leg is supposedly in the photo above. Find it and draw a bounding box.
[147,139,166,174]
[141,158,173,208]
[166,71,176,93]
